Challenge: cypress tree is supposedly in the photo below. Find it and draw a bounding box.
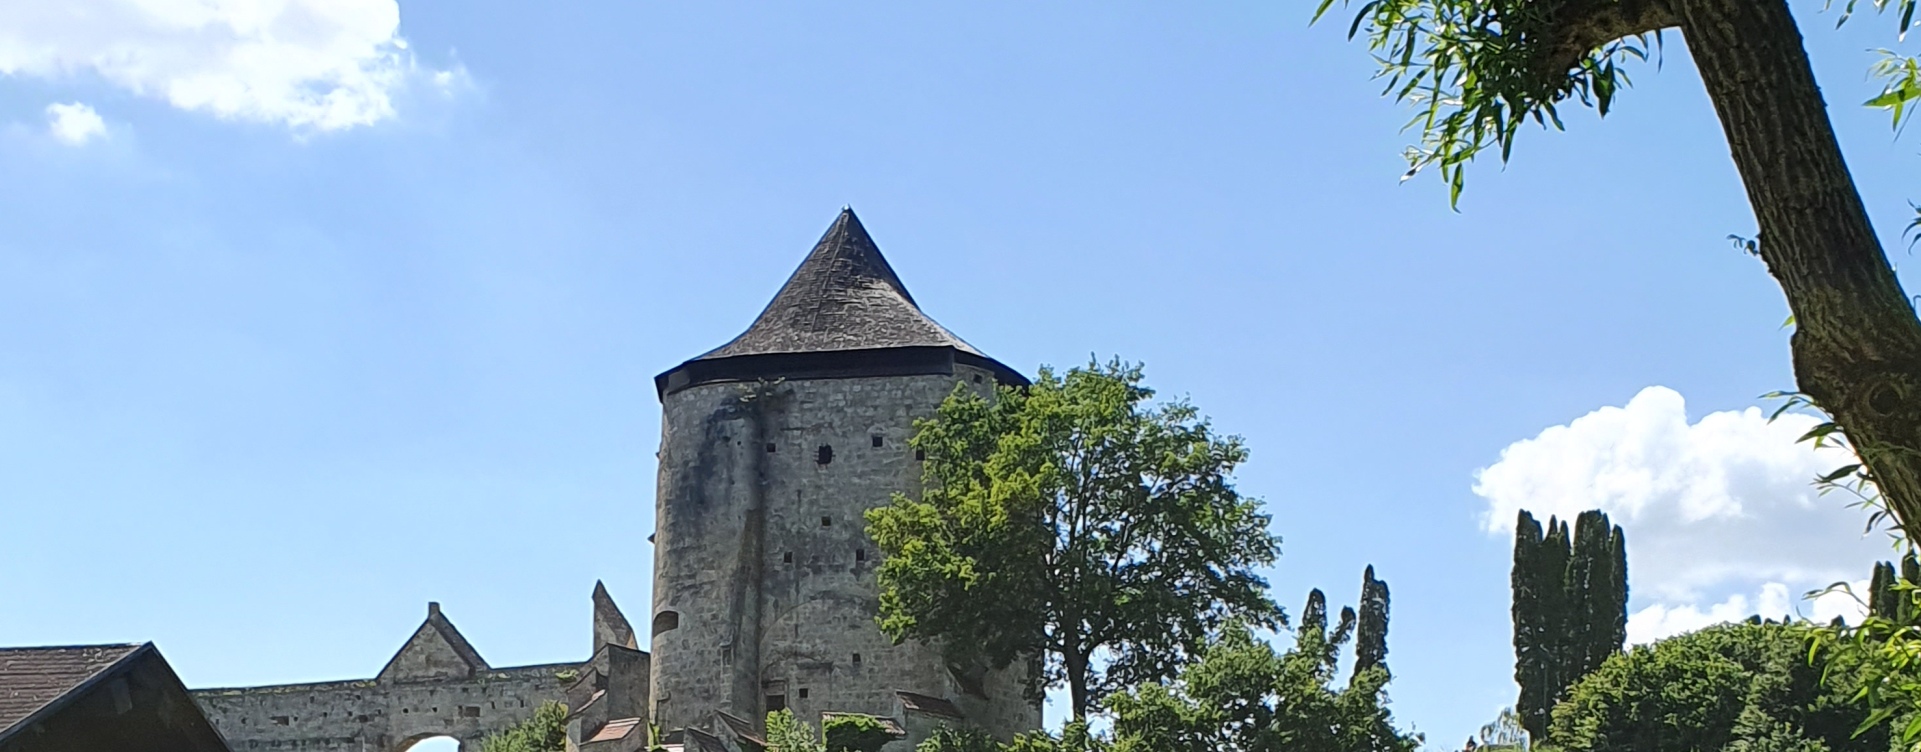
[1354,565,1390,677]
[1512,509,1629,742]
[1513,511,1551,740]
[1870,561,1898,621]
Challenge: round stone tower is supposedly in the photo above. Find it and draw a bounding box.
[648,210,1039,747]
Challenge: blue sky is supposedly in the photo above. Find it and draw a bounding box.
[1,1,1916,747]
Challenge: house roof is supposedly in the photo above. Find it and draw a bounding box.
[0,644,145,734]
[896,690,965,720]
[821,712,906,737]
[587,717,643,743]
[655,209,1024,396]
[700,208,986,361]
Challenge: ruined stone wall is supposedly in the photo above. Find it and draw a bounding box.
[650,365,1040,747]
[193,664,574,752]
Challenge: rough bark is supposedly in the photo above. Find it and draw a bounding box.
[1532,0,1921,540]
[1675,0,1921,541]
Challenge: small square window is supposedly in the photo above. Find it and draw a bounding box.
[855,549,866,562]
[798,688,810,699]
[783,552,794,564]
[851,653,863,665]
[915,449,925,461]
[872,435,884,448]
[821,516,832,528]
[766,442,777,453]
[973,374,984,383]
[817,445,834,465]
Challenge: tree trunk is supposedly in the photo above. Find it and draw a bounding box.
[1679,0,1921,540]
[1064,649,1091,720]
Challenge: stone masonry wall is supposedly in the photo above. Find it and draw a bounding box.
[650,365,1041,748]
[194,664,575,752]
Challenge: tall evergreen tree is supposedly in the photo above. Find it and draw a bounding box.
[1512,511,1552,739]
[1511,509,1629,741]
[1354,565,1390,679]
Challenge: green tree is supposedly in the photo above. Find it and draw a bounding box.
[477,702,568,752]
[1353,565,1391,680]
[1104,583,1420,752]
[1512,510,1628,740]
[765,711,898,752]
[1547,621,1884,752]
[1313,0,1921,545]
[866,359,1282,720]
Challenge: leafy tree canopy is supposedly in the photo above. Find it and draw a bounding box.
[1546,622,1883,752]
[867,358,1281,719]
[477,702,568,752]
[1103,595,1419,752]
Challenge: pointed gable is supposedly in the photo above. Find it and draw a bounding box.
[376,602,489,683]
[592,581,638,651]
[656,208,1025,396]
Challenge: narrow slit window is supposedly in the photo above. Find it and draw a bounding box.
[915,449,925,461]
[817,445,833,465]
[855,549,866,562]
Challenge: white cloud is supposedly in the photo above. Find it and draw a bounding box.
[0,0,459,132]
[45,101,105,145]
[1475,386,1889,640]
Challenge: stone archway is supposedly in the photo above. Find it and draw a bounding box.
[396,733,468,752]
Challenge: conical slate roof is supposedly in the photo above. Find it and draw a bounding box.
[697,209,988,360]
[656,209,1022,396]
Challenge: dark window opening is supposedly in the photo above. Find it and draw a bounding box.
[820,516,832,528]
[783,552,794,564]
[653,610,681,635]
[461,706,481,718]
[766,442,777,453]
[855,549,866,562]
[817,445,833,465]
[766,694,787,712]
[915,449,925,461]
[872,435,884,448]
[799,688,810,699]
[851,653,863,665]
[973,374,984,383]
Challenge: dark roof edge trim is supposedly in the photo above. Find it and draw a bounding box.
[655,346,1028,399]
[0,643,155,744]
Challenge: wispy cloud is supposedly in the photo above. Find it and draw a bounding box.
[0,1,463,133]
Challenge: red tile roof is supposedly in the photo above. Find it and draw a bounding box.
[0,644,145,732]
[588,717,643,743]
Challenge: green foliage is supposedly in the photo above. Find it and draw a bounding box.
[478,701,568,752]
[1311,0,1655,205]
[1547,622,1884,752]
[824,714,898,752]
[866,358,1282,718]
[1512,509,1628,741]
[1104,585,1420,752]
[767,710,823,752]
[911,724,1101,752]
[1353,565,1391,680]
